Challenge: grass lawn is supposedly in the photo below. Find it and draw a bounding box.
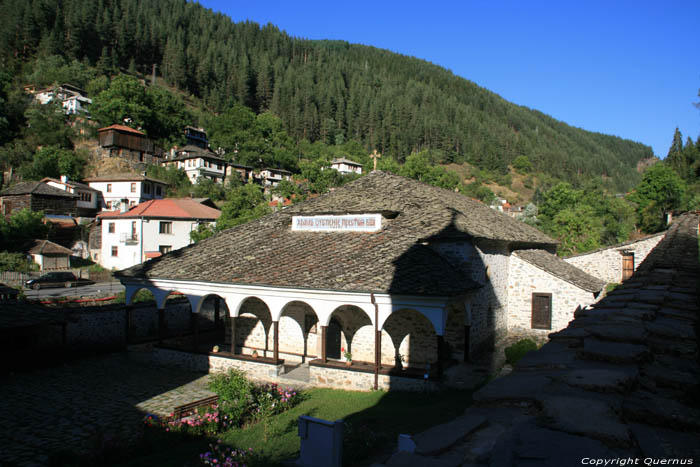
[112,386,474,466]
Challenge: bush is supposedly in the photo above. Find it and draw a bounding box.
[504,339,538,366]
[208,368,255,425]
[0,251,36,272]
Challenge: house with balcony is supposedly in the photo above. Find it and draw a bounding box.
[34,84,92,116]
[162,145,228,184]
[83,173,168,211]
[330,158,363,175]
[40,176,100,217]
[96,198,220,270]
[258,168,292,188]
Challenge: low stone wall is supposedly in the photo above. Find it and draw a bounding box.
[140,347,283,382]
[309,365,438,392]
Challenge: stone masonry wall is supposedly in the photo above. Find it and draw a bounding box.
[564,233,664,284]
[429,240,511,357]
[309,365,439,392]
[508,253,599,336]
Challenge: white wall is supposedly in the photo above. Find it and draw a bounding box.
[99,217,210,270]
[88,180,165,210]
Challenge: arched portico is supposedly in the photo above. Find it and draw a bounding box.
[120,279,457,386]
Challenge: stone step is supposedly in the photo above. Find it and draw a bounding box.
[623,391,700,431]
[413,414,487,456]
[580,338,650,364]
[557,368,637,393]
[473,371,554,404]
[586,323,646,343]
[541,395,632,447]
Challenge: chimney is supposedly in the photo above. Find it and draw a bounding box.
[60,175,69,183]
[120,198,129,213]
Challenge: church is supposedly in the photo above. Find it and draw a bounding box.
[117,171,605,390]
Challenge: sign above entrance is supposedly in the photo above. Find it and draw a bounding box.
[292,214,382,232]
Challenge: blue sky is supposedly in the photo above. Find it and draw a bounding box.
[198,0,700,159]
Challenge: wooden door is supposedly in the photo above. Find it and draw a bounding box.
[622,253,634,281]
[326,318,342,359]
[531,293,552,330]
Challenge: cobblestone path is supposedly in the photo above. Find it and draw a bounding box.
[0,353,214,466]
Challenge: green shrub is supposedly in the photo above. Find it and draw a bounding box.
[504,339,538,366]
[209,368,255,425]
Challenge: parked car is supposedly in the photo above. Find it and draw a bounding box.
[25,272,95,290]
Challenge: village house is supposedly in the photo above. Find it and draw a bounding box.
[96,198,220,270]
[40,176,100,217]
[257,168,292,188]
[83,173,168,211]
[162,145,228,184]
[0,181,78,217]
[97,124,164,165]
[115,172,605,391]
[27,239,73,270]
[34,84,92,116]
[564,233,666,283]
[330,157,363,175]
[225,163,254,184]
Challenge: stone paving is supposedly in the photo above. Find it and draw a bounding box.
[0,353,214,467]
[383,213,700,466]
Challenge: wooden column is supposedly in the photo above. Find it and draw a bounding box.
[273,321,279,362]
[321,325,328,363]
[191,312,199,351]
[436,335,445,377]
[124,305,132,344]
[230,316,237,355]
[157,308,165,344]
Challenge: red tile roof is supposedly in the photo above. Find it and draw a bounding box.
[99,198,221,220]
[97,124,145,135]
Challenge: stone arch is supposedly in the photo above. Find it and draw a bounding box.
[196,294,229,335]
[327,305,373,362]
[278,300,320,363]
[235,296,273,357]
[381,308,437,368]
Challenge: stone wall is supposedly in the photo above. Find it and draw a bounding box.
[139,346,283,382]
[564,233,664,284]
[507,253,598,336]
[309,365,439,392]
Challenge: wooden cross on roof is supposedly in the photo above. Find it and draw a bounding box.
[370,149,381,171]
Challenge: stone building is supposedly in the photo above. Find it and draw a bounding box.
[0,181,78,217]
[564,233,665,284]
[116,172,605,390]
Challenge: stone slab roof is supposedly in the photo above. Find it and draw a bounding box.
[0,303,67,329]
[40,177,98,192]
[97,124,145,135]
[117,172,554,296]
[28,239,73,256]
[170,145,225,162]
[1,181,78,198]
[395,213,700,465]
[514,249,606,292]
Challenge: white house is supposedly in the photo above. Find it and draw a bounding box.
[258,168,292,187]
[162,145,228,184]
[97,198,220,270]
[34,84,92,116]
[41,176,100,217]
[83,173,168,211]
[330,158,363,175]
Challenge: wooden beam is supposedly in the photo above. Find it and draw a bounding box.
[436,335,444,377]
[273,320,279,362]
[191,312,199,351]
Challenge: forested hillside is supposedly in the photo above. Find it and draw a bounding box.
[0,0,653,190]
